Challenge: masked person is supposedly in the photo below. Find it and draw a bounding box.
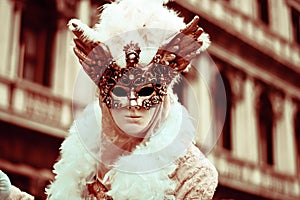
[46,0,218,199]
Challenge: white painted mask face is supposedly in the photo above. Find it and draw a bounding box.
[110,102,159,136]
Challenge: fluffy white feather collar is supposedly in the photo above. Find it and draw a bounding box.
[46,101,195,200]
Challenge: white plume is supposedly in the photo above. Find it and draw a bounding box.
[93,0,185,67]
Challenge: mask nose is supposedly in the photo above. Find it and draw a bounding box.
[128,90,140,109]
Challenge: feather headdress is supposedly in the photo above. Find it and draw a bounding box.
[68,0,210,109]
[68,0,210,68]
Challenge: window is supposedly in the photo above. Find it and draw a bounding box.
[291,7,300,44]
[220,75,232,150]
[213,70,232,151]
[295,104,300,171]
[257,0,269,25]
[20,0,57,87]
[258,91,274,166]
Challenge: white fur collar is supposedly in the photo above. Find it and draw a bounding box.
[46,101,195,200]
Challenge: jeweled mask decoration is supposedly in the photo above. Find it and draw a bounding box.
[69,15,210,110]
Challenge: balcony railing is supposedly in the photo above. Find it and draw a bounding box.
[210,148,300,200]
[176,0,300,72]
[0,76,74,137]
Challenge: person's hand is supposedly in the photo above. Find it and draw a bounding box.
[0,170,11,200]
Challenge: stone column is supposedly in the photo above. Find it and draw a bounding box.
[9,3,23,79]
[228,71,260,163]
[271,93,297,175]
[232,0,254,16]
[184,55,214,152]
[53,0,94,101]
[78,0,91,24]
[242,77,260,163]
[227,70,246,160]
[0,0,12,75]
[276,0,294,39]
[52,18,71,96]
[0,0,22,78]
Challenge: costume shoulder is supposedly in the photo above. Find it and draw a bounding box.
[46,102,101,200]
[9,186,34,200]
[171,144,218,200]
[0,170,34,200]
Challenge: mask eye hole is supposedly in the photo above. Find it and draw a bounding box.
[112,87,128,97]
[137,86,155,97]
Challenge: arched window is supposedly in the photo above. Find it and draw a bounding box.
[258,91,274,165]
[20,0,57,87]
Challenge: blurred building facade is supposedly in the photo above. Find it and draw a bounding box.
[0,0,299,199]
[171,0,300,199]
[0,0,84,199]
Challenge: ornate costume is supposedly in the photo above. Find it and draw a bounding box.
[46,0,218,199]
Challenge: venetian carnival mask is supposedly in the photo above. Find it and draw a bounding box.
[69,12,210,110]
[92,41,179,110]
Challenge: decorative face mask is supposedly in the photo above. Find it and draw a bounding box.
[69,15,210,110]
[97,42,179,109]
